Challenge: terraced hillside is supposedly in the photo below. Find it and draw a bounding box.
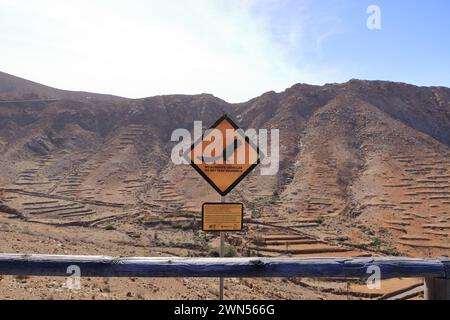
[0,71,449,300]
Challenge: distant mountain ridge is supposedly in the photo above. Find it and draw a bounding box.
[0,71,126,102]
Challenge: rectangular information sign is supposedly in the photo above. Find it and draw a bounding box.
[202,203,244,232]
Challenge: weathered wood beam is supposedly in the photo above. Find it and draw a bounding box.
[425,259,450,300]
[0,254,447,279]
[424,278,450,300]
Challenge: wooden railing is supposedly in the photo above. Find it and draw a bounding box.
[0,254,448,300]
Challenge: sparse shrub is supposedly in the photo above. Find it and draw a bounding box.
[370,237,383,247]
[364,234,400,256]
[104,224,115,231]
[174,221,191,231]
[207,247,220,257]
[207,245,237,257]
[252,208,261,219]
[380,245,400,256]
[224,245,237,257]
[193,233,208,250]
[182,221,192,231]
[248,203,260,219]
[359,225,375,236]
[269,193,280,205]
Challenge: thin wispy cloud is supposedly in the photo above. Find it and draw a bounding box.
[0,0,342,102]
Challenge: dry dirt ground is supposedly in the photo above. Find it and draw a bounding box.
[0,199,425,300]
[0,214,353,300]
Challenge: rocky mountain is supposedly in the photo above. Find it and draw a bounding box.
[0,71,449,259]
[0,71,125,102]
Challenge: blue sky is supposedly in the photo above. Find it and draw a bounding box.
[0,0,449,102]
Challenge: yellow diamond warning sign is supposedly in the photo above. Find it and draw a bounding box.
[185,115,260,196]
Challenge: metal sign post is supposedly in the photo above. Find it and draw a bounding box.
[219,195,225,300]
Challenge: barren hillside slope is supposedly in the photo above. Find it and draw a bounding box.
[0,73,449,299]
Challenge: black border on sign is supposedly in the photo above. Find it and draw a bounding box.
[202,202,244,232]
[184,114,261,196]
